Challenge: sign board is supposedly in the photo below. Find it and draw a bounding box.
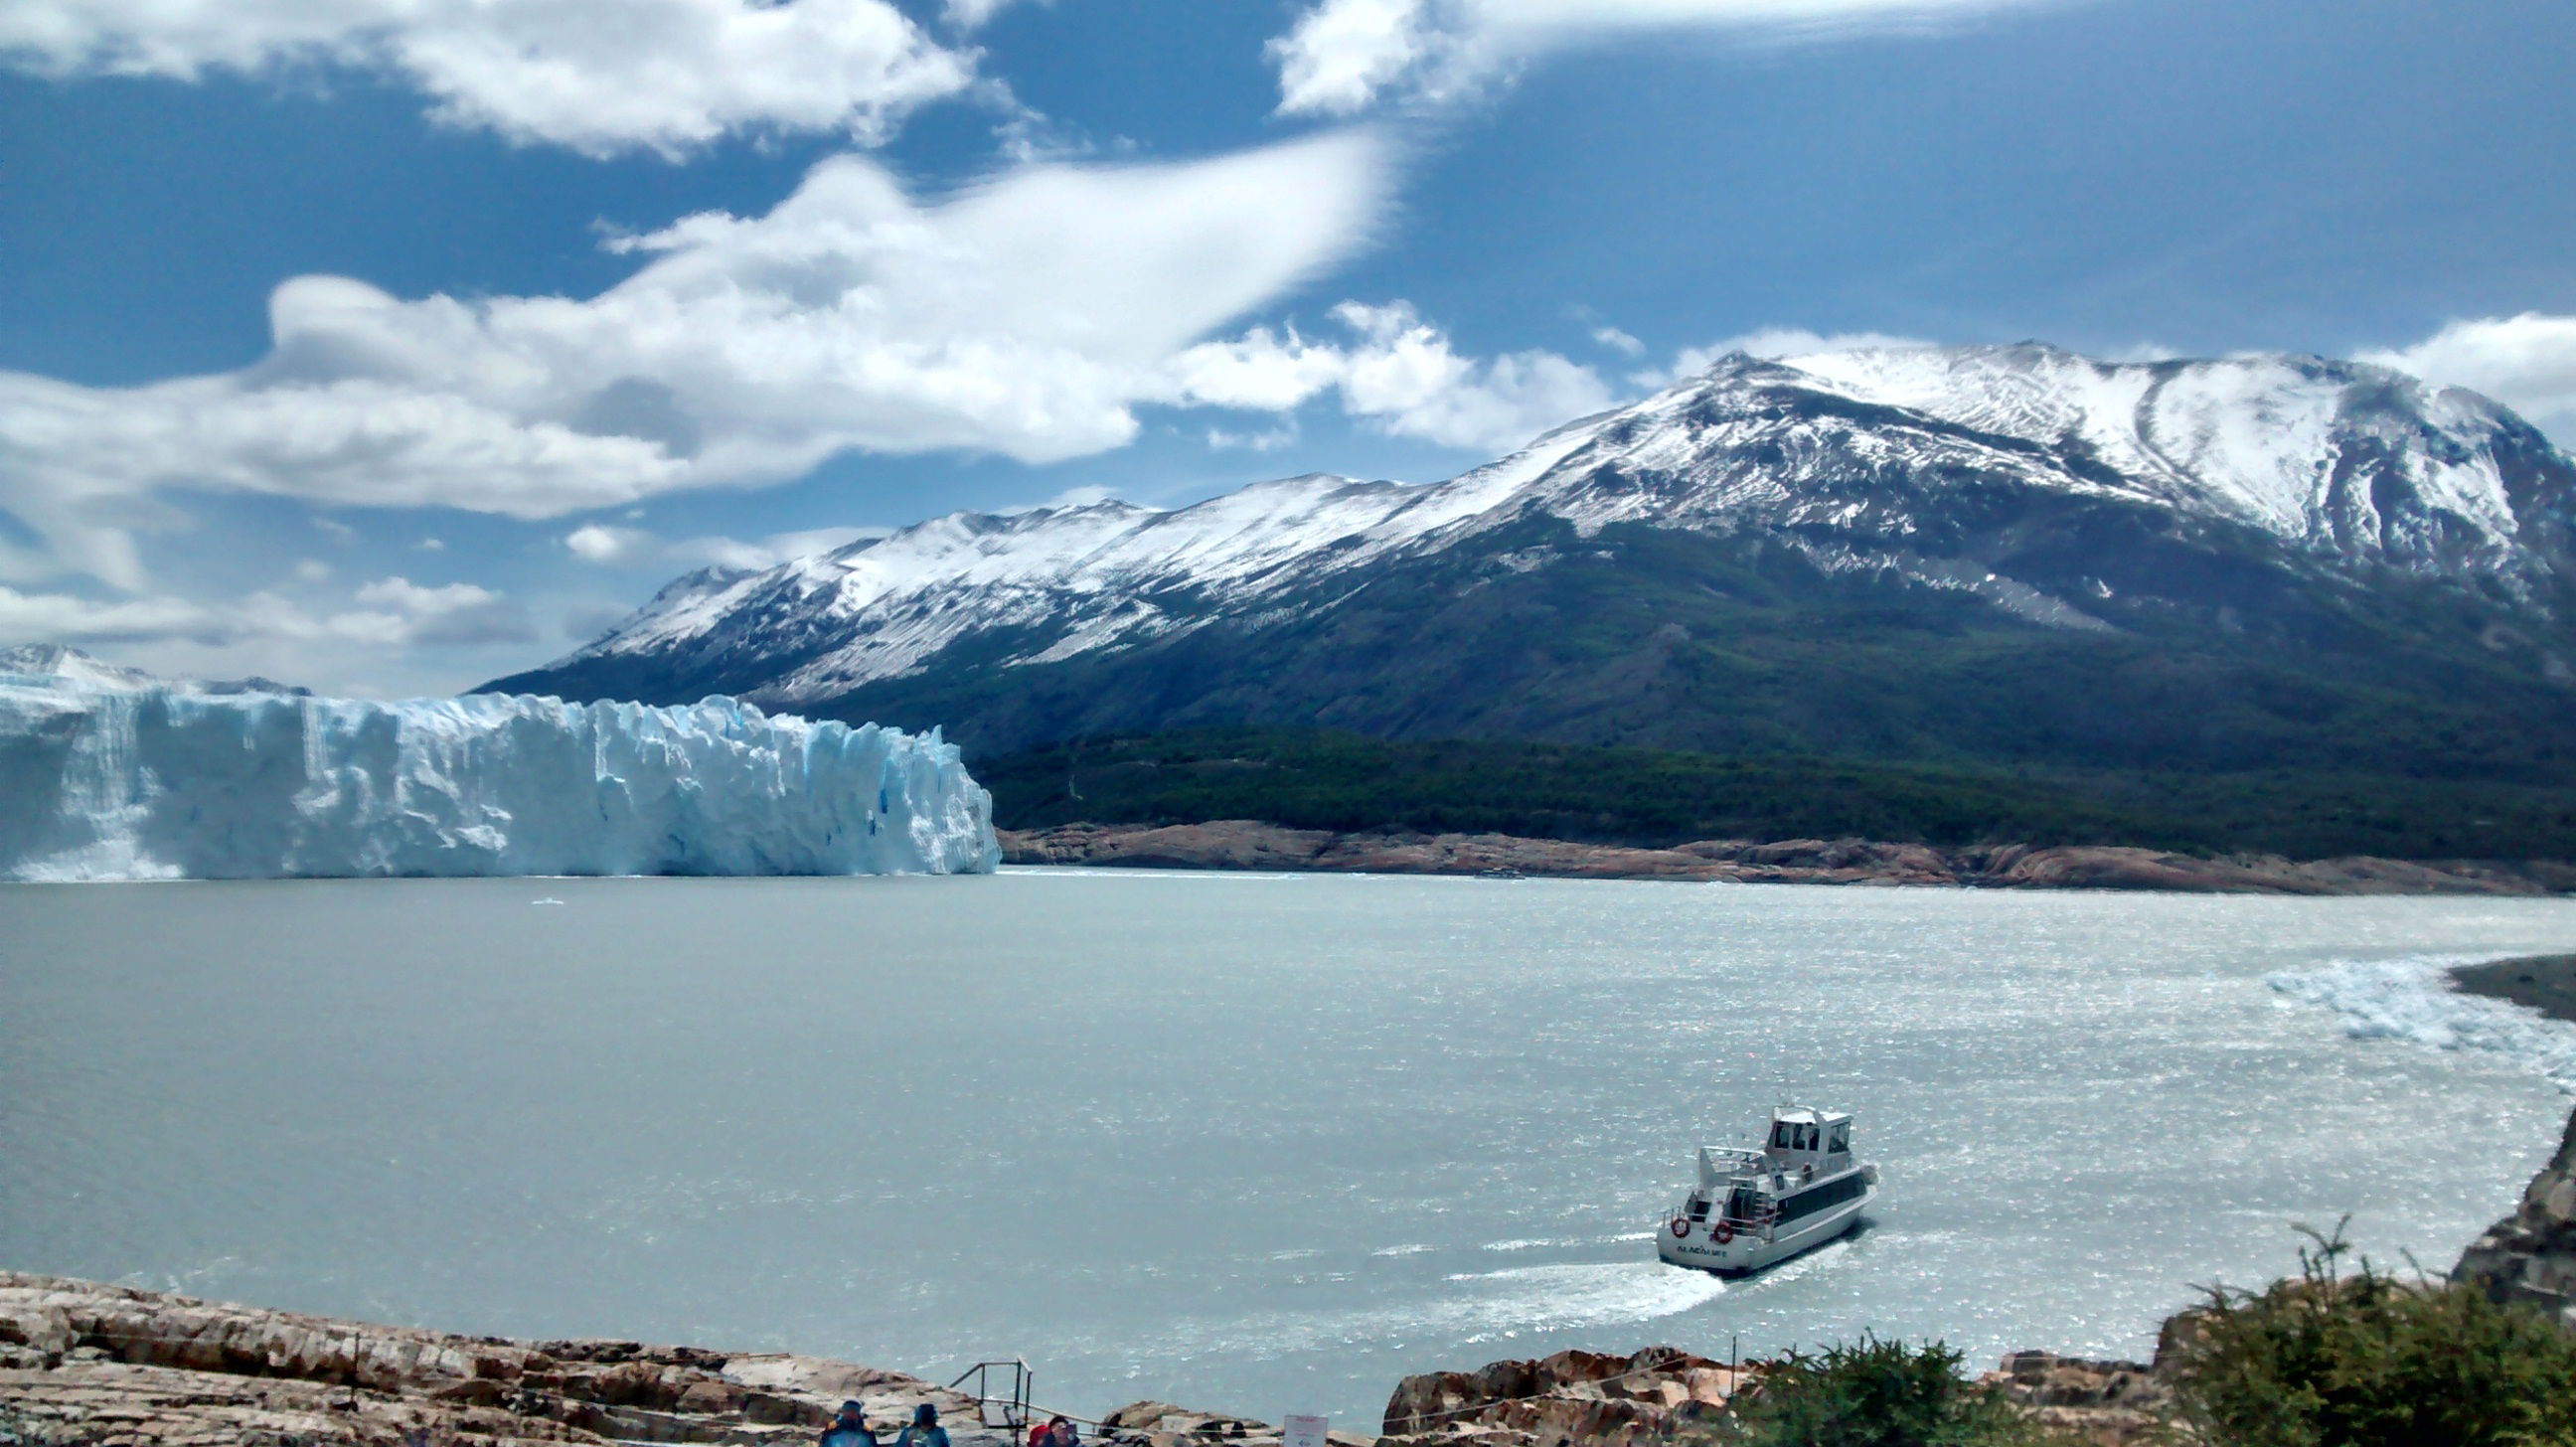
[1283,1414,1329,1447]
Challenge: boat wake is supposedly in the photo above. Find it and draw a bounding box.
[1178,1261,1728,1361]
[2267,954,2576,1091]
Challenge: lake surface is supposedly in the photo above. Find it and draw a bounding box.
[5,872,2575,1425]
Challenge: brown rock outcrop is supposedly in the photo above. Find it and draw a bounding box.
[1976,1351,2171,1447]
[1096,1402,1370,1447]
[1000,822,2576,895]
[2455,1105,2576,1324]
[0,1272,1014,1446]
[1375,1348,1761,1447]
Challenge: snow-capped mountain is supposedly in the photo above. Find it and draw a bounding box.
[487,344,2576,767]
[0,644,312,697]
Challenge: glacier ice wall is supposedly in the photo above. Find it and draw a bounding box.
[0,675,998,881]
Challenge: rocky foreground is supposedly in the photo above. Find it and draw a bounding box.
[1002,822,2576,895]
[0,1272,2160,1447]
[0,1275,1365,1447]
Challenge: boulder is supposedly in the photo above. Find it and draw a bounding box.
[1378,1347,1756,1447]
[2455,1105,2576,1326]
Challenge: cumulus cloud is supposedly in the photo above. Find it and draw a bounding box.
[1270,0,2064,115]
[2362,313,2576,445]
[1174,300,1615,452]
[0,132,1390,590]
[564,523,655,564]
[0,0,978,157]
[0,576,532,650]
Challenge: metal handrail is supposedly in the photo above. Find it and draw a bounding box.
[947,1360,1034,1430]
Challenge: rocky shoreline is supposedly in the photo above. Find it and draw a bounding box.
[1002,821,2576,896]
[0,1274,1373,1447]
[2452,953,2576,1025]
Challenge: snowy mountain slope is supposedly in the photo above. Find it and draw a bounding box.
[487,344,2576,763]
[1780,345,2552,572]
[0,644,313,696]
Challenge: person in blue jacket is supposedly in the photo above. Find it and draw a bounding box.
[898,1402,952,1447]
[822,1400,879,1447]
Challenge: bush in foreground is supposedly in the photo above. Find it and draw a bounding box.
[1719,1336,2077,1447]
[2167,1223,2576,1447]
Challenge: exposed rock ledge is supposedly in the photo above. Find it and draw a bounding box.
[0,1273,1323,1447]
[1002,822,2576,895]
[2457,1104,2576,1327]
[1374,1343,2174,1447]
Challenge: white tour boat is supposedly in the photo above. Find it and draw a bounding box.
[1657,1105,1878,1275]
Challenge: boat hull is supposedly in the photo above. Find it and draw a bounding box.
[1656,1184,1874,1276]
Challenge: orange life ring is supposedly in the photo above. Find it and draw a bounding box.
[1713,1220,1735,1244]
[1671,1217,1690,1238]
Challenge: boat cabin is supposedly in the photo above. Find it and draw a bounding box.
[1763,1107,1852,1170]
[1687,1107,1860,1227]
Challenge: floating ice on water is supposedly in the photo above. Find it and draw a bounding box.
[2267,955,2576,1092]
[0,669,997,882]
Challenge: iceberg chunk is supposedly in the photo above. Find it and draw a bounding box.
[0,672,998,881]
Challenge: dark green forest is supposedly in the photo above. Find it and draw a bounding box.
[975,727,2576,860]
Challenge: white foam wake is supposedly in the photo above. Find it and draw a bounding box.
[2267,954,2576,1091]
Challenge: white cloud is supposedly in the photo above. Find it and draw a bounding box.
[1591,325,1646,357]
[564,521,883,570]
[1,0,978,158]
[0,132,1390,590]
[1632,325,1934,387]
[346,577,536,645]
[1174,300,1616,453]
[2362,313,2576,445]
[0,576,532,650]
[679,527,885,569]
[1208,423,1300,451]
[564,523,655,563]
[943,0,1038,30]
[1270,0,2065,115]
[291,559,332,582]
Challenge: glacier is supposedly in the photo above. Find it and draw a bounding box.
[0,669,998,882]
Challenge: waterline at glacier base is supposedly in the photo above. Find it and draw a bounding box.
[0,679,997,881]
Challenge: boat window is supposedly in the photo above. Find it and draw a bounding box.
[1775,1171,1868,1224]
[1829,1123,1850,1154]
[1770,1121,1789,1148]
[1688,1198,1710,1221]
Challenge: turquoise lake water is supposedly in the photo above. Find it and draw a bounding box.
[4,871,2573,1424]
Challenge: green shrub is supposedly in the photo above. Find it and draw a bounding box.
[1720,1335,2076,1447]
[2168,1222,2576,1447]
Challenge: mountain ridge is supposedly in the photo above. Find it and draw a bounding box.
[484,343,2576,808]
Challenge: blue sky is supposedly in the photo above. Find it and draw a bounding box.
[4,0,2573,696]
